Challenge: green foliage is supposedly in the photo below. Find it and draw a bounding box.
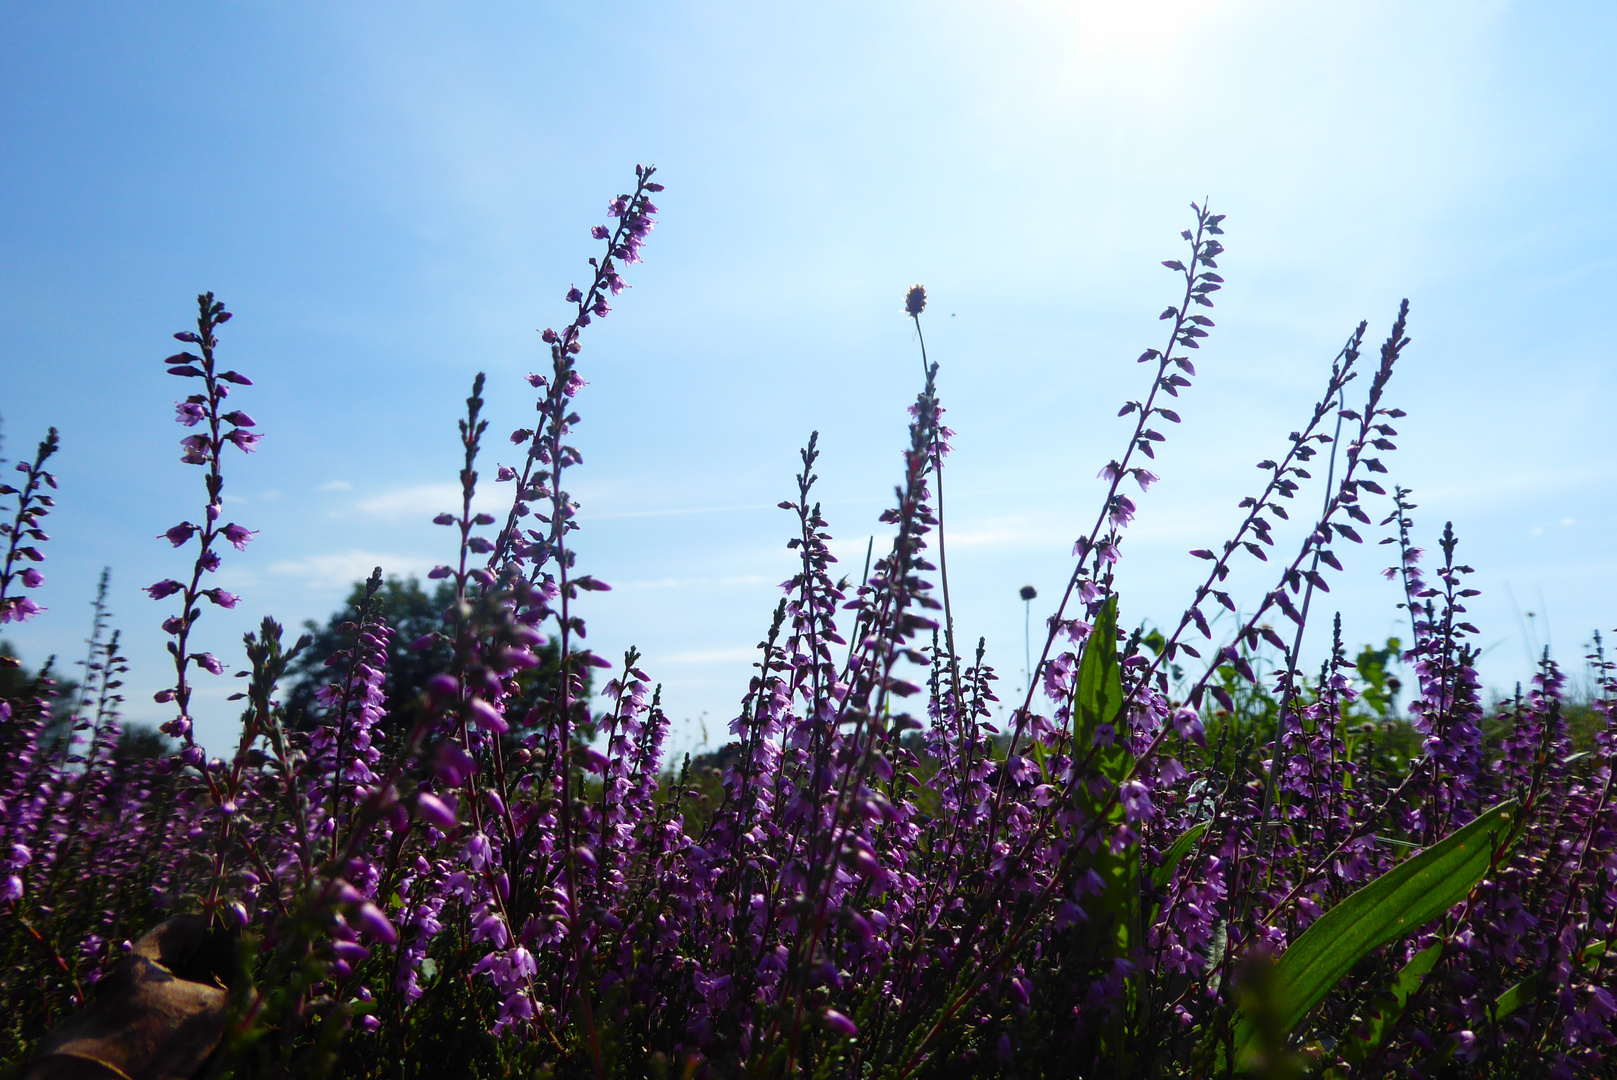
[1226,799,1519,1070]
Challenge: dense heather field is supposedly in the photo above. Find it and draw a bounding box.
[2,168,1615,1079]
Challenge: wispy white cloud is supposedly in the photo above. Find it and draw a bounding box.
[658,646,759,665]
[611,574,770,592]
[267,550,438,590]
[351,483,504,520]
[320,479,353,492]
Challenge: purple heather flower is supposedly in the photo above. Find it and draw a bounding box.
[163,522,199,547]
[823,1009,858,1037]
[203,589,238,608]
[145,579,184,600]
[193,652,224,675]
[1120,780,1154,824]
[1171,706,1205,745]
[434,742,476,787]
[179,435,210,464]
[565,286,583,303]
[174,401,206,426]
[591,225,610,239]
[19,568,42,588]
[221,522,256,550]
[222,410,255,427]
[224,429,261,452]
[199,550,221,572]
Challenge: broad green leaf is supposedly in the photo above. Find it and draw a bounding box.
[1152,821,1210,891]
[1231,799,1518,1066]
[1074,594,1129,784]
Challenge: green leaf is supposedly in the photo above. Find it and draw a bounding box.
[1152,821,1209,891]
[1074,594,1129,785]
[1340,942,1442,1064]
[1231,799,1518,1065]
[1494,940,1605,1022]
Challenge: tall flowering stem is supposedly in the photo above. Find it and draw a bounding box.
[149,292,258,761]
[0,426,60,625]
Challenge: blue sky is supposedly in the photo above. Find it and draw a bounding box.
[2,1,1613,756]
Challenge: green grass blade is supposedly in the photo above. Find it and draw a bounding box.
[1231,799,1517,1064]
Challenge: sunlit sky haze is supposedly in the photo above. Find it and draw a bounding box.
[2,2,1613,756]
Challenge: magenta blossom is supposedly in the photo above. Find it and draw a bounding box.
[145,579,184,599]
[163,522,199,547]
[221,522,256,550]
[224,429,261,452]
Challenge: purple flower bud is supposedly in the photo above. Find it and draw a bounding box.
[540,328,558,344]
[822,1009,858,1037]
[496,466,517,481]
[353,902,397,944]
[591,225,610,239]
[204,589,239,608]
[222,410,255,427]
[19,568,42,588]
[331,879,364,905]
[467,698,508,734]
[332,940,371,965]
[415,792,457,829]
[145,579,184,600]
[427,565,452,579]
[193,653,224,675]
[565,286,583,303]
[432,513,455,526]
